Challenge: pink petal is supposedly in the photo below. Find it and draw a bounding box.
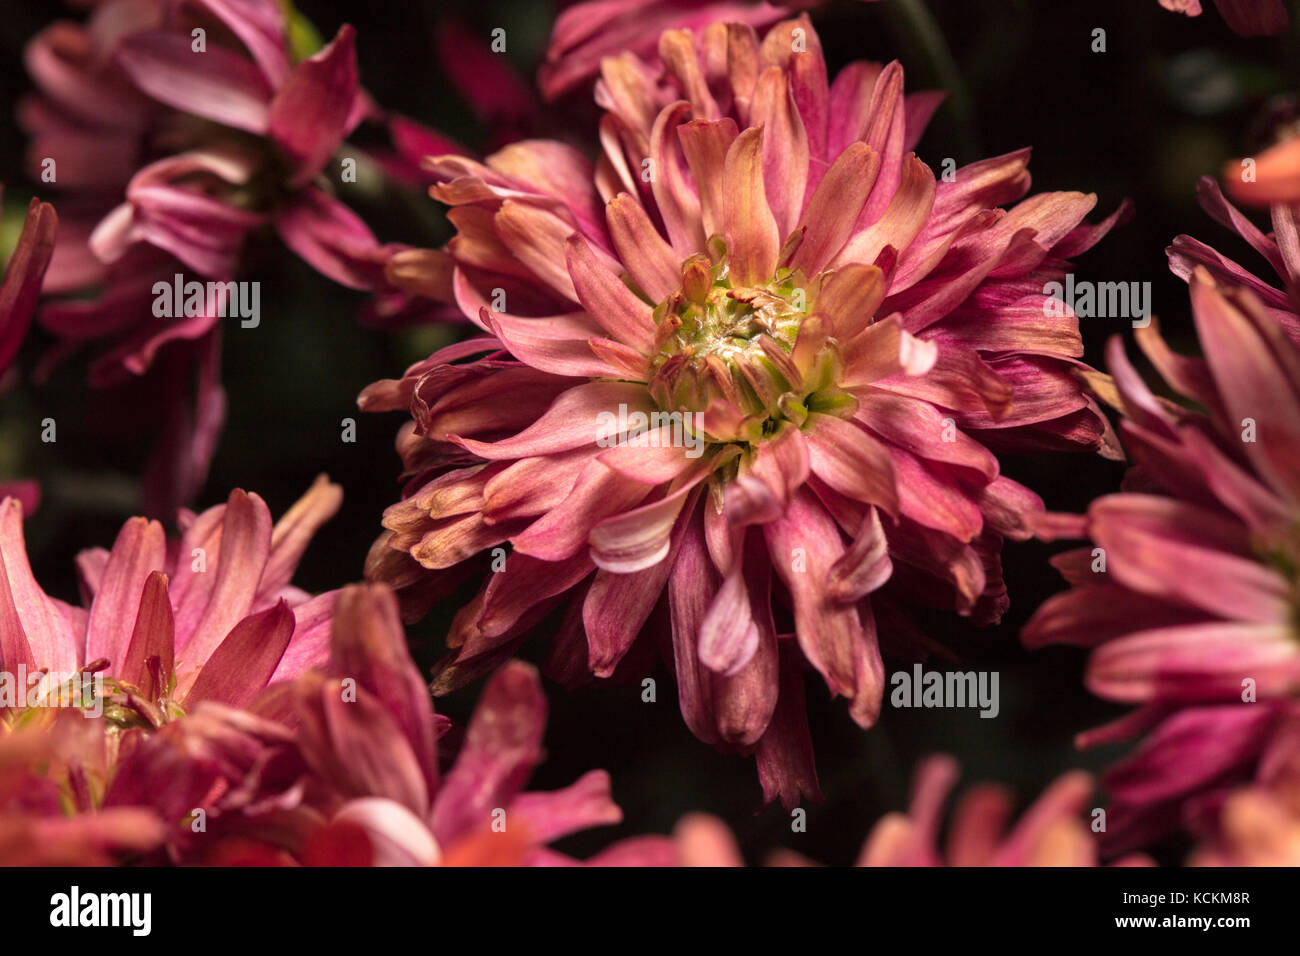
[184,599,294,707]
[116,30,272,133]
[565,234,657,353]
[723,125,779,286]
[431,660,547,845]
[268,25,358,186]
[275,187,395,291]
[174,489,273,681]
[84,516,167,670]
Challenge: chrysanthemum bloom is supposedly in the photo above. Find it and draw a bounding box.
[672,755,1150,866]
[26,0,398,288]
[365,15,1123,801]
[0,711,165,866]
[1159,0,1290,35]
[23,0,406,512]
[1168,176,1300,345]
[132,584,675,866]
[0,476,342,722]
[1023,268,1300,850]
[1190,706,1300,865]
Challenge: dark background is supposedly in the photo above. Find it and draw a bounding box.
[1,0,1296,864]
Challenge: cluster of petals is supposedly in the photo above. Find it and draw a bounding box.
[74,585,675,866]
[1189,706,1300,865]
[673,755,1149,866]
[1024,269,1300,850]
[0,476,343,721]
[364,14,1124,802]
[1169,176,1300,345]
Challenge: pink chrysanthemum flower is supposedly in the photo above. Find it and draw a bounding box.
[673,755,1150,866]
[1159,0,1291,35]
[1024,269,1300,850]
[25,0,399,290]
[1168,176,1300,345]
[364,15,1124,802]
[108,584,675,866]
[0,476,342,723]
[22,1,409,513]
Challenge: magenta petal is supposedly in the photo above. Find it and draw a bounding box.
[583,550,676,678]
[431,660,547,846]
[117,571,174,698]
[763,487,882,727]
[84,516,167,670]
[326,584,439,795]
[0,498,77,674]
[270,590,339,683]
[668,508,722,746]
[275,187,395,291]
[193,0,292,85]
[698,568,759,675]
[1087,622,1296,703]
[456,381,654,460]
[174,489,273,680]
[116,30,272,133]
[184,599,294,707]
[268,26,359,186]
[564,234,657,353]
[510,770,623,844]
[756,640,823,808]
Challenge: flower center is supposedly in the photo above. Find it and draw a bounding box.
[648,245,815,423]
[645,243,853,452]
